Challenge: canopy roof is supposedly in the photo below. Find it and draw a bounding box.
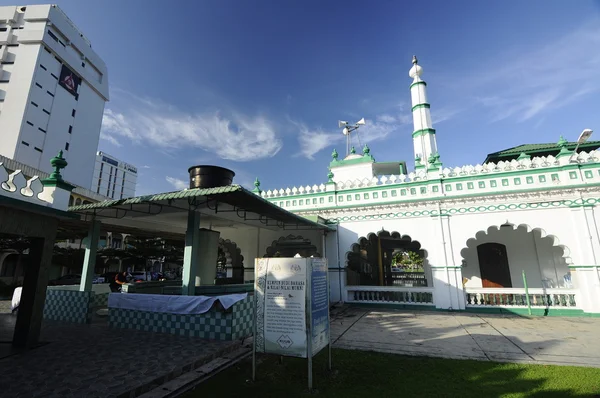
[67,185,332,237]
[484,140,600,164]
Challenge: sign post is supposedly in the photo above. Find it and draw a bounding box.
[253,257,331,390]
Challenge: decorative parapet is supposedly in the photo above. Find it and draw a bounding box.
[0,162,52,206]
[257,150,600,211]
[0,151,75,211]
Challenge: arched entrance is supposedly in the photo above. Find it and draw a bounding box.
[346,229,429,287]
[461,223,572,289]
[461,223,577,309]
[264,235,319,258]
[217,238,244,283]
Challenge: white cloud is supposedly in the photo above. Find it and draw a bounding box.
[100,93,283,162]
[295,111,412,159]
[165,176,188,191]
[470,21,600,123]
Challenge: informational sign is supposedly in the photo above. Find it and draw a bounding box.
[253,257,331,390]
[59,64,81,97]
[310,258,330,355]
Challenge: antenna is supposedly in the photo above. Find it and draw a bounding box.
[339,118,367,156]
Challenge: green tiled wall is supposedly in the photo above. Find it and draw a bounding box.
[43,290,93,324]
[108,294,254,340]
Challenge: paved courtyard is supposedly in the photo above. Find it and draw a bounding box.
[330,307,600,368]
[0,312,245,398]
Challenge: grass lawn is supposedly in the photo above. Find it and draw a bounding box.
[185,349,600,398]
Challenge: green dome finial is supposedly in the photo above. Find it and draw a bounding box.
[350,146,356,154]
[363,144,370,155]
[327,169,334,183]
[557,135,568,148]
[331,148,338,160]
[49,150,68,182]
[252,177,262,193]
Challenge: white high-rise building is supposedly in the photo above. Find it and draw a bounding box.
[92,151,137,199]
[0,4,109,189]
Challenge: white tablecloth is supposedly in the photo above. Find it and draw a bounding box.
[108,293,248,315]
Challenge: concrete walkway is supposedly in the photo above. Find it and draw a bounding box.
[331,307,600,368]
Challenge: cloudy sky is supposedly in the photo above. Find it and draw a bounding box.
[15,0,600,194]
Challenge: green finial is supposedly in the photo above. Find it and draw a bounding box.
[517,152,530,160]
[331,148,338,160]
[41,150,75,191]
[327,169,334,183]
[350,146,356,154]
[428,153,436,164]
[49,150,68,182]
[557,135,568,148]
[556,135,573,158]
[252,177,261,193]
[363,144,370,155]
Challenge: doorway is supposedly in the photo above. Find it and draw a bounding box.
[477,243,512,288]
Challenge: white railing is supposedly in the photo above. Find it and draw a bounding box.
[346,286,434,305]
[465,288,579,308]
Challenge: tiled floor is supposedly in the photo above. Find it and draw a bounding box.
[0,312,245,398]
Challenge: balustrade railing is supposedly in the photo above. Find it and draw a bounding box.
[465,288,578,308]
[346,286,434,305]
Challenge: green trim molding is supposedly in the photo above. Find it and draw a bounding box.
[410,81,427,89]
[465,307,600,318]
[411,103,431,112]
[412,128,436,138]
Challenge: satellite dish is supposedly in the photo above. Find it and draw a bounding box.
[338,120,348,128]
[356,118,366,126]
[578,129,593,144]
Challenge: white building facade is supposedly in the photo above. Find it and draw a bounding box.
[92,151,137,199]
[256,58,600,317]
[0,4,109,189]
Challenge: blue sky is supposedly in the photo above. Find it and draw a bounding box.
[10,1,600,194]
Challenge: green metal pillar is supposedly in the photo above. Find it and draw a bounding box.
[182,210,201,296]
[522,270,532,315]
[79,220,100,292]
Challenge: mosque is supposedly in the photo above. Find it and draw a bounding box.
[2,56,599,346]
[256,57,600,316]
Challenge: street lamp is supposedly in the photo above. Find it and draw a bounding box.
[338,118,366,156]
[573,129,593,154]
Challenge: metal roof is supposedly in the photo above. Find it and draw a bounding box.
[483,140,600,164]
[68,185,333,232]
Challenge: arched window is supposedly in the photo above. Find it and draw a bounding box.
[69,196,74,206]
[75,198,82,206]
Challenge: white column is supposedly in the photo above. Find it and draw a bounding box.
[429,212,466,310]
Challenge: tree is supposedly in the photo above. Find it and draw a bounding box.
[392,250,424,272]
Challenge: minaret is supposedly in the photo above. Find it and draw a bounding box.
[409,56,439,170]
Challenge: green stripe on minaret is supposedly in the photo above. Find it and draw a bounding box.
[410,81,427,89]
[412,128,436,138]
[411,103,431,112]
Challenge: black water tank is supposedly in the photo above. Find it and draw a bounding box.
[187,165,235,189]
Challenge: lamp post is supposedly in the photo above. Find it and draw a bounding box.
[570,129,593,163]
